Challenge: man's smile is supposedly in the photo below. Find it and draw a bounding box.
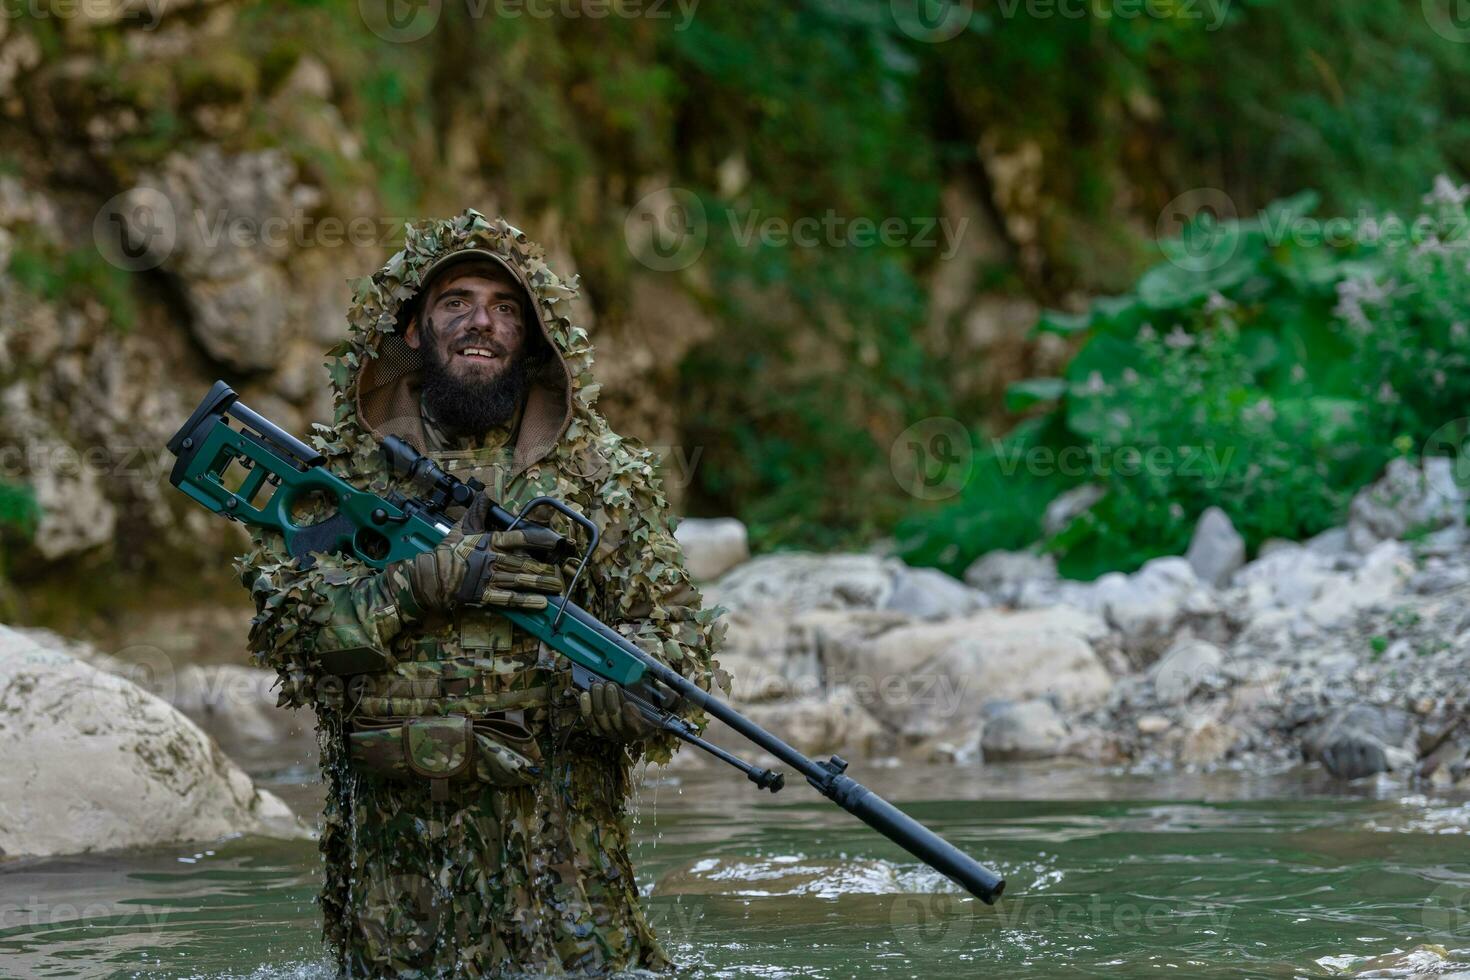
[456,345,502,364]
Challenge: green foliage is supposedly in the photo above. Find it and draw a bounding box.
[8,228,140,332]
[900,181,1470,580]
[0,482,39,537]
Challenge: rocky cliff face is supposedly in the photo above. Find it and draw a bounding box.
[0,2,1064,627]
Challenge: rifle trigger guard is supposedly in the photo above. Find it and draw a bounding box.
[507,496,600,632]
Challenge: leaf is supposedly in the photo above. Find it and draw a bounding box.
[1006,377,1068,412]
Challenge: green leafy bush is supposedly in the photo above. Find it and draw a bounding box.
[900,182,1470,580]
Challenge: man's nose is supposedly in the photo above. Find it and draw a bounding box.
[462,302,494,333]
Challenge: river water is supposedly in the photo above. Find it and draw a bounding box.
[2,761,1468,979]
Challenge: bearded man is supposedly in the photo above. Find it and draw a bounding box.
[240,211,723,976]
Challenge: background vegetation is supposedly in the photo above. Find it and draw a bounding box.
[5,0,1470,617]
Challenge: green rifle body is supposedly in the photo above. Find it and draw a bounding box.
[166,381,1006,904]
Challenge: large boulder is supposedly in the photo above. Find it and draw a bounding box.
[831,606,1113,740]
[0,626,305,858]
[710,553,988,620]
[673,517,750,582]
[733,693,889,759]
[980,699,1069,761]
[709,553,899,614]
[719,608,909,705]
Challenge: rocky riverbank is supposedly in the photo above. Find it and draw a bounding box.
[679,454,1470,788]
[4,454,1467,858]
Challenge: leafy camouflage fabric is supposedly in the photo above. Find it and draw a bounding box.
[237,211,727,977]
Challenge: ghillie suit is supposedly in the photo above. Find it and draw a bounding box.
[238,211,725,977]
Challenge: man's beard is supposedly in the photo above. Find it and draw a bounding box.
[420,328,529,440]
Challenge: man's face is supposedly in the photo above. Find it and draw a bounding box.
[406,261,527,382]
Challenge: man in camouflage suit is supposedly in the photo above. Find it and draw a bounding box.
[240,211,724,977]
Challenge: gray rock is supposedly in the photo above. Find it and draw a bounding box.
[1185,506,1245,587]
[981,699,1068,761]
[1151,639,1224,704]
[0,626,304,857]
[963,549,1057,605]
[130,148,300,372]
[1042,484,1106,537]
[673,517,750,581]
[834,606,1113,740]
[1303,704,1417,781]
[708,553,898,614]
[882,566,991,620]
[1067,557,1214,656]
[1305,526,1351,557]
[1347,457,1465,553]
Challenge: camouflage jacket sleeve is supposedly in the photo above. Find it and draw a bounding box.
[236,529,421,709]
[577,438,728,764]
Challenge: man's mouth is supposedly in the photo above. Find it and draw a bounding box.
[456,345,501,363]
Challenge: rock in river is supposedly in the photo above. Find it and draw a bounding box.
[0,625,305,858]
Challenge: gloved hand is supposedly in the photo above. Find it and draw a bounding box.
[405,526,567,613]
[578,681,658,742]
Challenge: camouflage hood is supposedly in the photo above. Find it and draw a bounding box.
[328,210,596,475]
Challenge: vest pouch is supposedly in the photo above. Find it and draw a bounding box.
[347,716,541,796]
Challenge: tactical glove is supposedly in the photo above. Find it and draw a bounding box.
[405,526,567,613]
[578,681,658,742]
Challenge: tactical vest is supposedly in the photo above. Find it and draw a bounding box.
[338,443,577,801]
